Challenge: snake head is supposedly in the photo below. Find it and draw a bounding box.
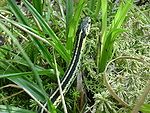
[79,17,91,36]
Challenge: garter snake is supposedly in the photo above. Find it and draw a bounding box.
[39,17,91,113]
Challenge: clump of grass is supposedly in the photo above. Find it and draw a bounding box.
[0,0,149,113]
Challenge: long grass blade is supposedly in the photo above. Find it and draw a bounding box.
[0,69,54,78]
[0,105,35,113]
[101,0,107,45]
[112,0,134,28]
[32,0,43,15]
[66,0,73,37]
[23,0,70,62]
[66,0,85,54]
[94,0,101,17]
[7,0,28,24]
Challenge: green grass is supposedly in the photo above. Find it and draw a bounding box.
[0,0,149,113]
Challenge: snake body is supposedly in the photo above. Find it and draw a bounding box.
[39,17,91,113]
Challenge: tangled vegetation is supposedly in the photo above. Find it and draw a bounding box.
[0,0,149,113]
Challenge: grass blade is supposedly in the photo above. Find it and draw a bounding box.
[0,69,54,78]
[7,0,28,24]
[0,105,35,113]
[23,0,70,62]
[66,0,85,54]
[66,0,73,37]
[32,0,43,15]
